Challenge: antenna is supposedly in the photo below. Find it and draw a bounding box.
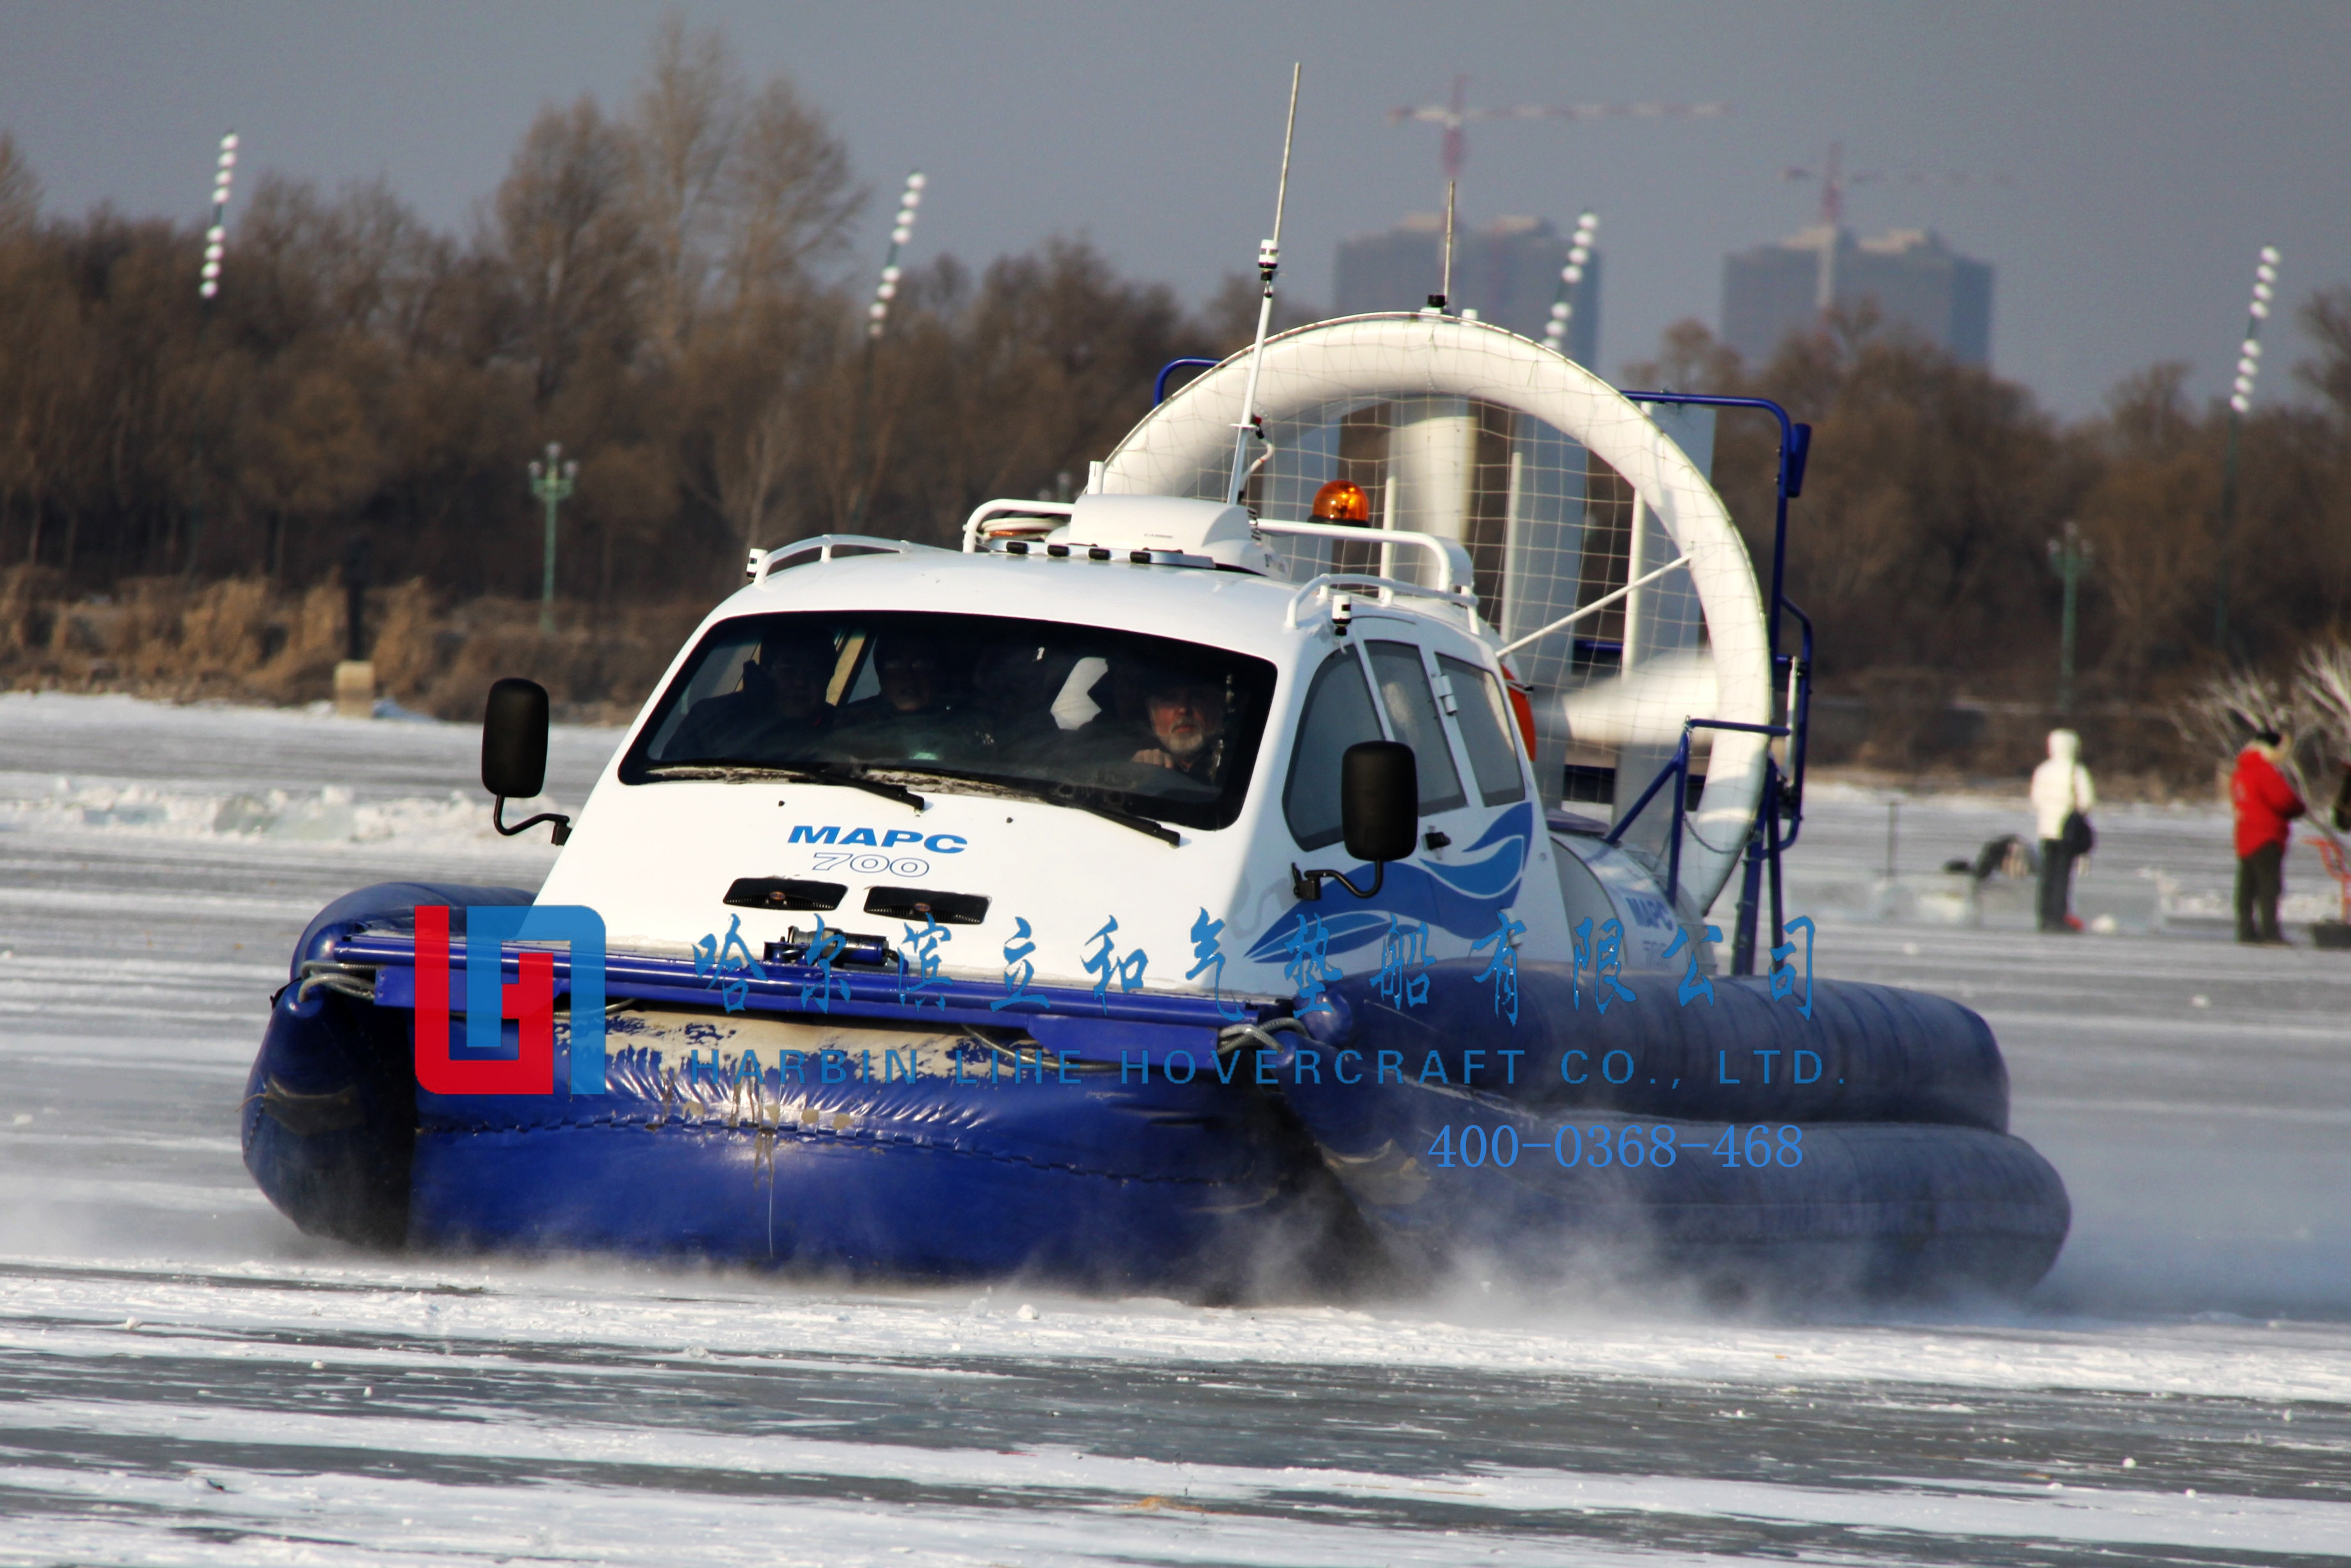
[1227,63,1302,507]
[1438,179,1457,309]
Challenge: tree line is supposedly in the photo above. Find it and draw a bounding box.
[1627,292,2351,712]
[3,17,2348,728]
[0,20,1243,620]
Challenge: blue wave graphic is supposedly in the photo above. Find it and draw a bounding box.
[1245,801,1533,962]
[1425,808,1529,898]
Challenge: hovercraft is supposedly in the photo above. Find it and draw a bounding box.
[243,311,2068,1298]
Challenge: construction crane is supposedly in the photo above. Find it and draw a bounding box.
[1388,75,1728,187]
[1783,141,2013,228]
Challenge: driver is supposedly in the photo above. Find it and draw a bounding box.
[837,638,980,763]
[667,625,837,761]
[1131,670,1228,782]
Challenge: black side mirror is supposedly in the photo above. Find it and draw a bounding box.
[483,677,571,845]
[483,678,549,798]
[1293,740,1418,901]
[1341,740,1418,862]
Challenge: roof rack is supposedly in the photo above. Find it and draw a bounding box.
[1254,519,1474,596]
[745,535,938,584]
[1285,573,1483,634]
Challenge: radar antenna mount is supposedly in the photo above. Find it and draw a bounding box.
[1227,64,1302,507]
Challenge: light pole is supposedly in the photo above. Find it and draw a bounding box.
[527,443,578,636]
[2212,244,2279,658]
[187,131,236,577]
[197,131,237,301]
[866,169,926,344]
[2047,518,2091,716]
[1542,209,1599,359]
[847,170,926,529]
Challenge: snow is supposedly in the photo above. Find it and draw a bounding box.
[3,694,2348,1564]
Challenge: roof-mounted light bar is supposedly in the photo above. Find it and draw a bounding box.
[961,500,1076,553]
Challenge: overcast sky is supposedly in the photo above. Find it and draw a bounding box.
[3,1,2345,417]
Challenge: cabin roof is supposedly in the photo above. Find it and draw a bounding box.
[715,538,1492,663]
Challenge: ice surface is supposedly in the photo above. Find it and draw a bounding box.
[3,695,2349,1564]
[1734,777,2351,1321]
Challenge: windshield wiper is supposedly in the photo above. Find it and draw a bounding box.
[877,768,1180,846]
[642,763,924,812]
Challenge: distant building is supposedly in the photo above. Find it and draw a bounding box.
[1721,225,1992,367]
[1335,215,1602,367]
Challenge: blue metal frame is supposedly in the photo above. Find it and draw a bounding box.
[1154,358,1222,406]
[1602,717,1788,913]
[1606,392,1814,975]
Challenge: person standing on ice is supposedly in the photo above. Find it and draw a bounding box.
[2231,728,2305,945]
[2030,729,2096,933]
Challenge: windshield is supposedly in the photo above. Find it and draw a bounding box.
[619,611,1278,831]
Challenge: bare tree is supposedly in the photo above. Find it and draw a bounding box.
[0,132,37,239]
[2072,365,2215,681]
[723,77,858,299]
[485,96,647,406]
[240,174,451,350]
[626,17,738,358]
[675,292,847,560]
[2301,287,2351,420]
[622,18,858,358]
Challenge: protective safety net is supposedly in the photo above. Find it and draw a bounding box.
[1149,382,1715,843]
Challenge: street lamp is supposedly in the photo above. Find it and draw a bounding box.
[2212,244,2279,657]
[1542,209,1599,359]
[198,131,237,300]
[527,443,579,636]
[187,131,238,578]
[2047,519,2092,716]
[848,170,926,528]
[865,170,926,341]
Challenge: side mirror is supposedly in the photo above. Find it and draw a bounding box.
[483,677,550,798]
[1341,740,1418,863]
[1293,740,1418,901]
[482,677,571,845]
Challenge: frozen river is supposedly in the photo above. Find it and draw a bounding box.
[3,691,2348,1565]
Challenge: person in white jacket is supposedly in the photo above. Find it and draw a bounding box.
[2029,728,2096,932]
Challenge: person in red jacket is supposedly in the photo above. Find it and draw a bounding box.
[2231,729,2305,944]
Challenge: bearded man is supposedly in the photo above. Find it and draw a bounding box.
[1131,674,1227,782]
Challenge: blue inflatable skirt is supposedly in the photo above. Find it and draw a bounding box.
[243,887,2068,1299]
[1269,961,2068,1297]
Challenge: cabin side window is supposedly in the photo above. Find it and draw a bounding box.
[1366,641,1467,815]
[1437,653,1529,807]
[1283,649,1385,852]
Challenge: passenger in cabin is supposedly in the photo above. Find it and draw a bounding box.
[1129,668,1229,784]
[668,625,836,761]
[837,639,982,763]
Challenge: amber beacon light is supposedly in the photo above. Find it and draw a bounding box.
[1310,479,1371,523]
